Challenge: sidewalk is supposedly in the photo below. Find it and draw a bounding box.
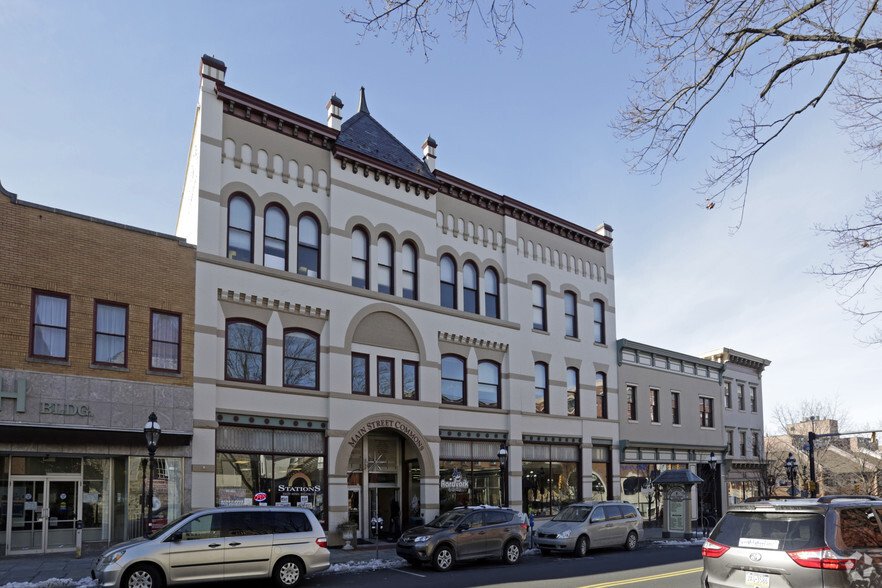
[0,527,673,587]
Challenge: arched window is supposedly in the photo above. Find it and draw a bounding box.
[225,319,265,383]
[402,241,418,300]
[378,234,394,295]
[441,355,466,404]
[564,291,578,338]
[478,360,501,409]
[296,214,320,278]
[227,194,253,262]
[463,261,479,314]
[440,255,457,309]
[283,329,318,389]
[352,227,369,289]
[535,362,548,413]
[593,299,606,344]
[532,282,547,331]
[567,367,579,417]
[484,268,499,319]
[596,371,608,419]
[264,204,288,270]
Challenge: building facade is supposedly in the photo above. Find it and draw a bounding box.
[0,182,195,555]
[177,56,621,543]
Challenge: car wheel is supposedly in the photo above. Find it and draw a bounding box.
[122,564,164,588]
[574,535,589,557]
[503,540,521,565]
[624,531,638,551]
[273,556,304,587]
[432,545,455,572]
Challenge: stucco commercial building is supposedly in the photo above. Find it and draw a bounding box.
[0,182,195,555]
[177,56,622,543]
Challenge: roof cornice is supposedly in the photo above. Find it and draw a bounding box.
[435,170,612,251]
[332,145,440,196]
[215,83,338,147]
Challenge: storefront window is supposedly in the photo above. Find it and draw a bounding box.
[439,439,506,513]
[592,445,612,501]
[619,463,687,525]
[127,457,183,537]
[82,457,112,542]
[522,460,578,516]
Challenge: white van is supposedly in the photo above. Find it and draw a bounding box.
[91,506,329,588]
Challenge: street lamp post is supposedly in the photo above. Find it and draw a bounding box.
[144,412,161,536]
[785,452,798,497]
[708,452,718,523]
[497,443,508,507]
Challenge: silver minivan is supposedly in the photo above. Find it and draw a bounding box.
[92,506,330,588]
[534,501,643,556]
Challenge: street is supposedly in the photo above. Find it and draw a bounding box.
[306,543,702,588]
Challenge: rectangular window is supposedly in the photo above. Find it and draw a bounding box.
[150,311,181,372]
[593,300,605,344]
[737,384,745,410]
[532,283,547,331]
[377,357,394,397]
[596,372,608,419]
[566,368,579,417]
[564,291,577,338]
[402,361,419,400]
[671,391,681,425]
[727,430,734,455]
[700,397,714,428]
[740,431,747,456]
[752,432,759,457]
[352,353,369,395]
[724,381,732,409]
[30,291,69,360]
[535,363,548,413]
[650,388,660,423]
[750,386,758,413]
[94,301,128,366]
[626,385,637,421]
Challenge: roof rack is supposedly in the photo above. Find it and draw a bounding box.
[743,496,803,502]
[817,495,882,503]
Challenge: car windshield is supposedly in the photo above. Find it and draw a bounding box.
[426,510,468,529]
[552,505,592,522]
[710,511,826,551]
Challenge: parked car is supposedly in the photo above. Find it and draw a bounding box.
[396,506,527,571]
[92,506,329,588]
[702,495,882,587]
[534,501,643,556]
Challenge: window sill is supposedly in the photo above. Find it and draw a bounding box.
[650,421,662,426]
[146,369,183,378]
[26,356,70,366]
[91,363,129,372]
[531,328,549,335]
[593,341,608,348]
[565,335,580,342]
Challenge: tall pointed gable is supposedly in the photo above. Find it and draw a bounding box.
[336,88,437,183]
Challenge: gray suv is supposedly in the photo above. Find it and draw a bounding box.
[92,506,329,588]
[396,506,527,571]
[702,495,882,587]
[534,501,643,556]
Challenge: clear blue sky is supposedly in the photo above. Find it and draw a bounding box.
[1,1,878,431]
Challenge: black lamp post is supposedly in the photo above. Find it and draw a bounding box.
[144,412,161,536]
[497,443,508,507]
[708,451,718,520]
[785,452,798,497]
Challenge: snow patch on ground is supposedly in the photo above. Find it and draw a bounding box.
[1,579,96,588]
[324,558,406,574]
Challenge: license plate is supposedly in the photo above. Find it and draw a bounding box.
[745,572,769,587]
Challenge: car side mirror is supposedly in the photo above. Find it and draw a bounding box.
[169,531,183,542]
[457,522,470,532]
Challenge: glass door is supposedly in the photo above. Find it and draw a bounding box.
[45,478,80,551]
[6,476,81,554]
[7,479,45,554]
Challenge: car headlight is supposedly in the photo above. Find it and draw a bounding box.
[413,536,432,543]
[100,550,126,566]
[556,530,571,539]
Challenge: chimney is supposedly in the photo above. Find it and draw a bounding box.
[595,223,614,238]
[200,54,226,83]
[422,135,437,172]
[326,94,343,131]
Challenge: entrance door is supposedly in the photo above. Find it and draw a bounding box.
[6,476,81,554]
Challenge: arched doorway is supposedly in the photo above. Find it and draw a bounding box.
[337,415,435,542]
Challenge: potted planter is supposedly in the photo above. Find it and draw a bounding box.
[338,521,358,550]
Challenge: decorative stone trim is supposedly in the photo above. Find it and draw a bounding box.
[524,435,581,445]
[217,289,329,319]
[440,430,508,441]
[438,332,508,352]
[216,412,327,430]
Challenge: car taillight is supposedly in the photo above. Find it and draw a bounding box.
[787,548,856,570]
[316,537,327,548]
[701,539,730,558]
[520,523,528,530]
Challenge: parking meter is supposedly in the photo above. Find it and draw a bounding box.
[529,514,535,548]
[75,520,84,559]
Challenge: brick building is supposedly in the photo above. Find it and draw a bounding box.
[0,180,195,555]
